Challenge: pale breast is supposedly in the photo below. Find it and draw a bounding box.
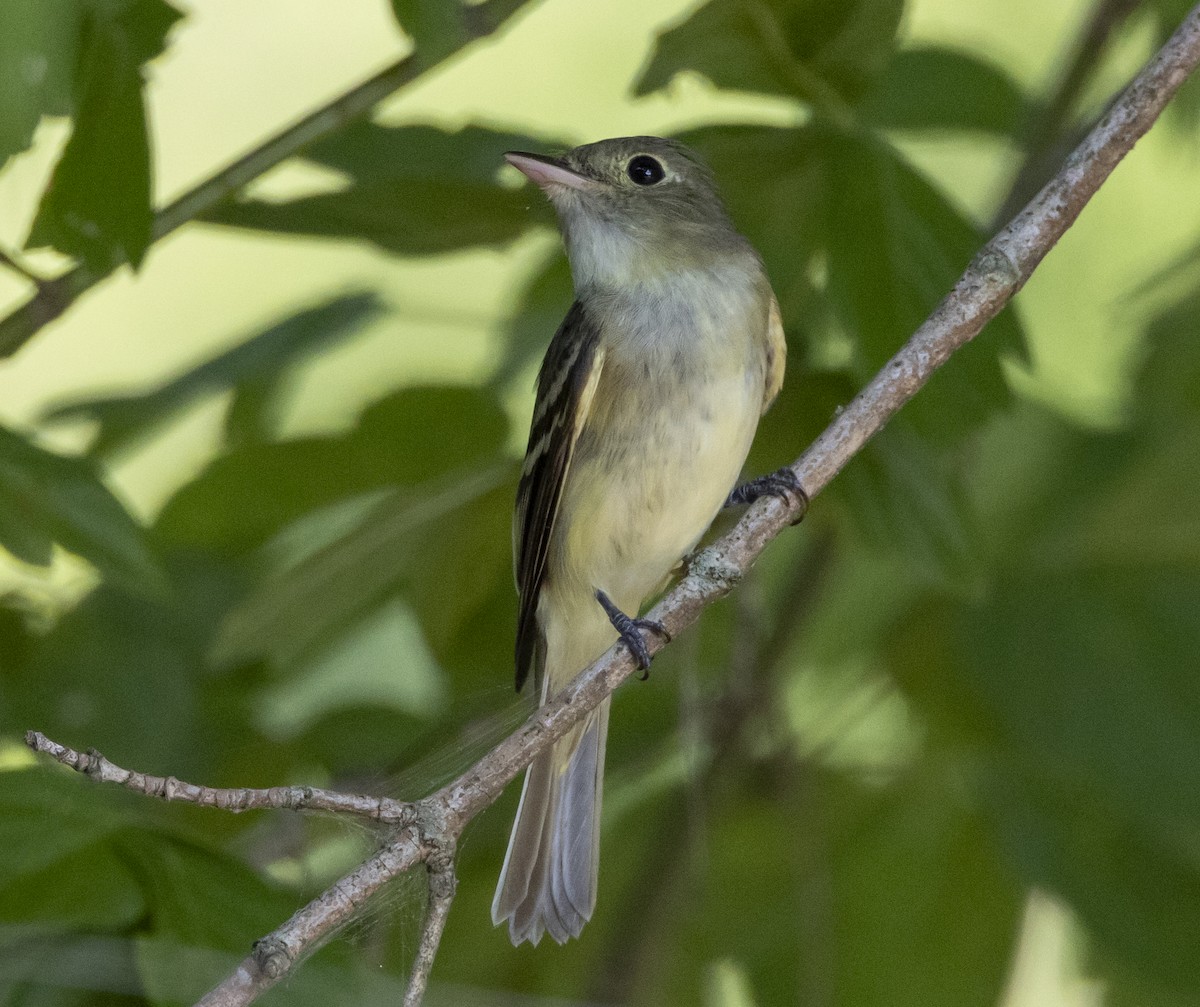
[549,269,768,611]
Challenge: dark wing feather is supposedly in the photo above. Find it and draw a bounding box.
[513,300,604,692]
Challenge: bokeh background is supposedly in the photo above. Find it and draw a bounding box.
[1,0,1199,1004]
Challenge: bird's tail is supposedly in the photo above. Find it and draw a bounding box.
[491,697,610,946]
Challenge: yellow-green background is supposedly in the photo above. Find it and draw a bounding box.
[1,1,1199,1005]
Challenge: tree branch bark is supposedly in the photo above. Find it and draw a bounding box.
[404,850,458,1007]
[24,4,1200,1004]
[24,731,411,823]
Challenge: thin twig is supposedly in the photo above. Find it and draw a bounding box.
[194,833,427,1007]
[404,849,458,1007]
[25,7,1200,1005]
[24,731,411,823]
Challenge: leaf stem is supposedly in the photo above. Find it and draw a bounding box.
[742,0,858,130]
[992,0,1143,227]
[0,247,47,287]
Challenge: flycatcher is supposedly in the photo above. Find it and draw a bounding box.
[494,136,795,946]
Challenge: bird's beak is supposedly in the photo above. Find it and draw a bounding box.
[504,151,594,192]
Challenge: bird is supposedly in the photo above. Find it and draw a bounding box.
[493,135,798,946]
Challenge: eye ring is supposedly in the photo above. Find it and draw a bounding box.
[627,155,665,186]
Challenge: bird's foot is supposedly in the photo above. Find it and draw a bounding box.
[595,590,670,679]
[725,467,809,524]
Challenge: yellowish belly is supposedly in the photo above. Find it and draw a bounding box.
[551,365,761,613]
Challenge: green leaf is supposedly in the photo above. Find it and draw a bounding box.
[0,600,35,679]
[390,0,474,66]
[45,292,383,458]
[406,477,515,665]
[0,769,311,1004]
[222,370,296,448]
[210,465,510,668]
[116,834,298,951]
[1147,0,1200,134]
[838,419,978,582]
[862,46,1031,137]
[0,769,134,899]
[293,704,429,774]
[2,565,233,779]
[988,761,1200,995]
[818,129,1026,439]
[0,929,143,1004]
[155,384,511,553]
[824,768,1021,1007]
[203,123,559,252]
[753,367,977,582]
[303,122,561,188]
[0,0,179,170]
[25,0,182,269]
[0,840,144,932]
[0,0,85,168]
[678,125,827,317]
[958,568,1200,849]
[1134,287,1200,426]
[939,568,1200,992]
[493,251,573,385]
[202,177,545,256]
[636,0,904,110]
[415,565,519,698]
[111,0,184,64]
[889,399,1200,992]
[388,0,536,67]
[0,424,160,587]
[640,766,1019,1006]
[1100,959,1200,1007]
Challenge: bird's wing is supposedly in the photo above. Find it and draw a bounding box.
[513,300,606,691]
[762,292,787,413]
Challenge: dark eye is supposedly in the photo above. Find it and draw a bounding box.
[627,155,665,186]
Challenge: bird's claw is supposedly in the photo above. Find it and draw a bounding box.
[595,590,670,678]
[725,467,809,524]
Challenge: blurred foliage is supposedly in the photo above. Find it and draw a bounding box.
[44,293,386,458]
[15,0,183,269]
[0,424,160,589]
[0,0,1199,1005]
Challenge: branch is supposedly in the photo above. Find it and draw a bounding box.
[194,836,427,1007]
[25,5,1200,1003]
[24,731,410,823]
[404,849,458,1007]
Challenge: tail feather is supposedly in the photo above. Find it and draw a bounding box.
[492,699,609,945]
[554,707,605,918]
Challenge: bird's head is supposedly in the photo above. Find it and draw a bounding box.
[505,136,744,288]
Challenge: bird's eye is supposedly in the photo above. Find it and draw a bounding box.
[627,155,665,186]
